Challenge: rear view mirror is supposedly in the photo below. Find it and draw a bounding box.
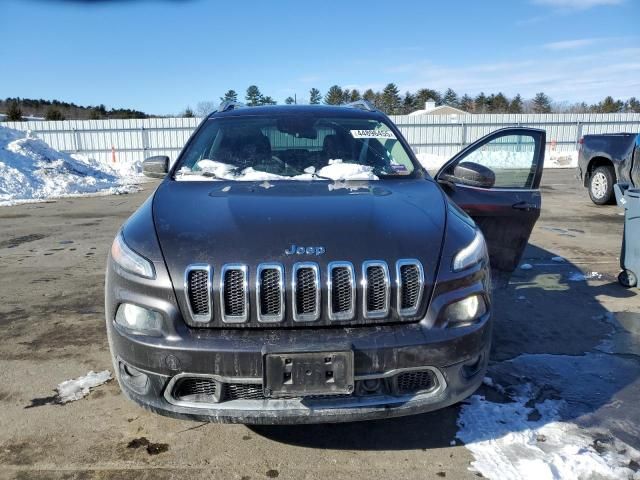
[143,156,169,179]
[440,161,496,189]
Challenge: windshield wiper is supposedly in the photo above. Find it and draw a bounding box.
[309,172,334,181]
[176,170,221,179]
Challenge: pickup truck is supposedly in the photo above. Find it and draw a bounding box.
[578,133,640,205]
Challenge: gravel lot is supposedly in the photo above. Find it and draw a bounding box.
[0,170,638,480]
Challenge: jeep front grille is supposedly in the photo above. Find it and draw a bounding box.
[257,264,284,323]
[185,265,212,323]
[363,261,390,318]
[397,260,424,316]
[220,265,248,323]
[328,262,355,321]
[293,263,320,322]
[182,259,425,327]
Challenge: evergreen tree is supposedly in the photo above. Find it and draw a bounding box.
[625,97,640,113]
[220,90,238,103]
[182,107,195,118]
[245,85,263,106]
[342,89,352,104]
[598,96,623,113]
[260,96,277,105]
[459,94,474,112]
[309,88,322,105]
[509,94,523,113]
[324,85,344,105]
[474,92,488,113]
[45,107,65,120]
[380,83,401,114]
[492,92,510,113]
[443,88,459,107]
[362,89,376,103]
[402,92,416,114]
[532,92,552,113]
[6,100,23,121]
[349,89,362,102]
[284,96,295,105]
[415,88,441,108]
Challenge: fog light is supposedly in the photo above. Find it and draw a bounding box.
[443,295,487,327]
[115,303,162,334]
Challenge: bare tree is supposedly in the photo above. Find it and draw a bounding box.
[196,101,217,117]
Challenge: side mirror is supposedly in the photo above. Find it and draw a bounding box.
[142,156,169,179]
[439,161,495,189]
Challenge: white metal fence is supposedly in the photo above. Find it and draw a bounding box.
[3,113,640,166]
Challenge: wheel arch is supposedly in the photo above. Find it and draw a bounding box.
[585,156,615,187]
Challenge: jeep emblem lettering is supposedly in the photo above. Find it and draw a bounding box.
[285,244,325,256]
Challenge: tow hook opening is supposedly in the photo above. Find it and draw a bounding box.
[119,360,150,394]
[461,354,484,380]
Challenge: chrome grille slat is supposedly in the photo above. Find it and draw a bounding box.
[328,262,355,321]
[362,261,390,319]
[257,264,284,323]
[184,264,212,323]
[292,262,320,322]
[396,260,424,317]
[220,264,249,323]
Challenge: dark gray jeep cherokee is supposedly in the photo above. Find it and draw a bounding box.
[105,102,545,424]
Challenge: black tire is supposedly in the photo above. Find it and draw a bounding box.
[618,270,637,288]
[588,165,615,205]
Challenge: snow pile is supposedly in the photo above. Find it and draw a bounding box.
[177,159,378,182]
[0,126,140,206]
[56,370,112,403]
[417,149,579,173]
[458,354,640,480]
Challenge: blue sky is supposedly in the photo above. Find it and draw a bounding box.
[1,0,638,114]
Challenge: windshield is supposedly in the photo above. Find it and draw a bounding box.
[174,113,417,181]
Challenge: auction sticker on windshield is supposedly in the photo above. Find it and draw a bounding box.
[350,129,397,139]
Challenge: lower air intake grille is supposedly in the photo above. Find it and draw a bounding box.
[174,377,218,402]
[187,268,210,320]
[395,370,435,395]
[225,383,264,401]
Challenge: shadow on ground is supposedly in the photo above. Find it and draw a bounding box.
[250,243,640,452]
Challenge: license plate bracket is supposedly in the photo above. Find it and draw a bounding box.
[264,351,354,398]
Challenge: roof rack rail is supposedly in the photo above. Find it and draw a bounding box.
[346,100,377,112]
[214,101,246,114]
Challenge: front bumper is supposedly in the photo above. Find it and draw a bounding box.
[106,250,492,424]
[107,314,491,424]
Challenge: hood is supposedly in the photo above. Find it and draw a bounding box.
[153,178,447,300]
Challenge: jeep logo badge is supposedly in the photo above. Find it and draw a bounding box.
[285,244,325,256]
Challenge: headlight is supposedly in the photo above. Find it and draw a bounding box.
[443,295,487,327]
[115,303,162,334]
[452,229,488,272]
[111,231,155,279]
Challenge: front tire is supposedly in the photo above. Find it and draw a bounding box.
[588,165,615,205]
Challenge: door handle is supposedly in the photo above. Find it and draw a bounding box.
[512,201,535,211]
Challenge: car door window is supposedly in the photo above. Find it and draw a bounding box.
[455,134,539,189]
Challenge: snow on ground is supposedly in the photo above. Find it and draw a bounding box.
[56,370,112,403]
[417,149,578,172]
[0,126,141,206]
[458,353,640,480]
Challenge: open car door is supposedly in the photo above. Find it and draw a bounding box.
[435,127,546,272]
